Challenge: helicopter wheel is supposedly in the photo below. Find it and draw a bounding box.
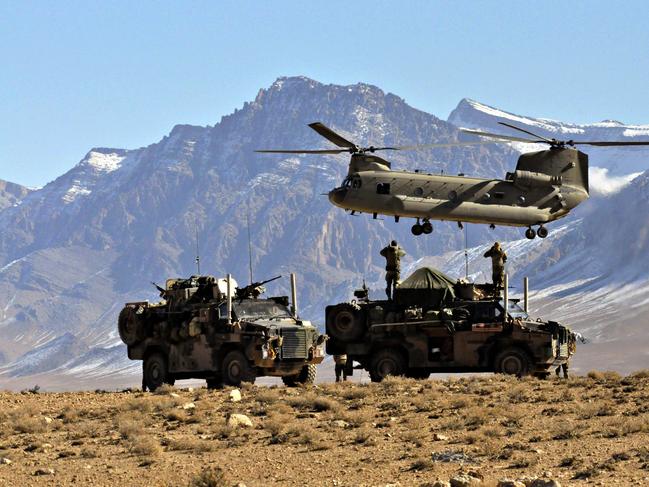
[537,226,548,239]
[421,221,433,235]
[411,223,423,236]
[525,227,536,240]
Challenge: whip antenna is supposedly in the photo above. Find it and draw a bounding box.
[247,210,254,284]
[195,224,201,275]
[464,224,469,280]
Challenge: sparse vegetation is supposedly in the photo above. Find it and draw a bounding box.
[0,373,646,485]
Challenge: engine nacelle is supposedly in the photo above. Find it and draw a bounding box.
[513,170,562,188]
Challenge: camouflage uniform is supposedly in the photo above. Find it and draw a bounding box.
[380,241,406,300]
[334,354,348,382]
[483,242,507,288]
[556,333,577,378]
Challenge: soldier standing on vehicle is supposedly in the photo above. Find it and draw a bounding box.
[483,242,507,289]
[380,240,406,300]
[334,354,348,382]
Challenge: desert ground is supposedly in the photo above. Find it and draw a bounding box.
[0,372,648,487]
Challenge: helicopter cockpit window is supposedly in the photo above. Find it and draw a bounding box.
[376,183,391,195]
[351,178,362,189]
[342,177,352,188]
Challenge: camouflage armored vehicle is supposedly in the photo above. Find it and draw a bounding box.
[326,267,572,381]
[118,273,326,391]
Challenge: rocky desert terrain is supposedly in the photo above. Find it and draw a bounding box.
[1,372,648,487]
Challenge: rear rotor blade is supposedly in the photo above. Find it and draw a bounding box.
[382,141,506,150]
[573,141,649,147]
[461,128,547,144]
[255,149,350,154]
[308,122,357,149]
[498,121,555,144]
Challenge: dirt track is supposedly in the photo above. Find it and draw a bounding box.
[1,372,648,486]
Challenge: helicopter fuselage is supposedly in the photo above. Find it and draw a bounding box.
[328,151,589,228]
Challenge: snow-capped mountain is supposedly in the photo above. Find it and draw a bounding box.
[1,78,648,389]
[0,179,32,212]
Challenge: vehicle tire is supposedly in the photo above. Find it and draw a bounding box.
[118,306,146,346]
[327,303,365,341]
[143,352,173,392]
[494,347,534,377]
[406,368,431,380]
[369,348,407,382]
[282,364,317,387]
[222,350,256,386]
[206,376,224,389]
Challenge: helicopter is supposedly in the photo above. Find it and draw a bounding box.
[257,122,649,239]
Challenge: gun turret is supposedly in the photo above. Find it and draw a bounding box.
[235,275,282,300]
[152,281,167,298]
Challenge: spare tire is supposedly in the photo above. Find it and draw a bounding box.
[327,303,365,341]
[118,306,146,346]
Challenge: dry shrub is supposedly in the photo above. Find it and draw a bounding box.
[13,416,48,434]
[124,398,154,413]
[353,427,375,445]
[153,383,176,395]
[401,429,426,447]
[408,457,434,471]
[288,393,339,412]
[340,386,370,401]
[255,389,282,404]
[449,397,469,409]
[630,369,649,379]
[59,406,79,424]
[601,416,649,438]
[80,447,97,458]
[552,423,582,440]
[461,407,488,430]
[334,408,373,428]
[189,466,228,487]
[168,437,215,453]
[117,413,145,439]
[129,434,162,457]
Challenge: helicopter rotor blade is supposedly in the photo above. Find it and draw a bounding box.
[383,141,504,150]
[572,141,649,147]
[308,122,358,149]
[460,128,546,144]
[255,148,350,154]
[497,122,556,144]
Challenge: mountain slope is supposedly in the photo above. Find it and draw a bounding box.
[0,179,32,212]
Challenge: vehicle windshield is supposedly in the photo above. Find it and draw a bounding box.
[233,299,293,321]
[500,300,529,320]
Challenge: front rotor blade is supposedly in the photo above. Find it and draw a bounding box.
[573,141,649,147]
[498,121,555,143]
[308,122,357,149]
[381,141,506,150]
[255,149,350,154]
[461,128,547,144]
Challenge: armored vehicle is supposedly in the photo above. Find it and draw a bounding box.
[119,273,326,391]
[326,267,572,381]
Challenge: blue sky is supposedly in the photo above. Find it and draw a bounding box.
[2,0,649,187]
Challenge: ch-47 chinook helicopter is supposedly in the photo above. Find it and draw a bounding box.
[257,122,649,239]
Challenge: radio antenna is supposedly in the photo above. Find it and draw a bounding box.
[195,223,201,275]
[247,210,254,284]
[464,223,469,280]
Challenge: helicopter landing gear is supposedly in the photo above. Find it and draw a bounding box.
[525,227,536,240]
[411,219,432,236]
[537,226,548,239]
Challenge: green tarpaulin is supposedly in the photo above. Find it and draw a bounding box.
[394,267,457,307]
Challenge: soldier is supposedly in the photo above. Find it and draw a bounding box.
[380,240,406,300]
[556,332,578,378]
[334,354,348,382]
[483,242,507,289]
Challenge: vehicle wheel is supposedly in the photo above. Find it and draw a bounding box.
[406,368,430,380]
[537,226,548,239]
[494,347,533,377]
[369,348,407,382]
[206,376,223,389]
[222,350,256,386]
[525,228,536,240]
[118,306,145,346]
[421,221,433,234]
[327,303,365,341]
[143,352,173,392]
[411,224,423,236]
[282,364,317,387]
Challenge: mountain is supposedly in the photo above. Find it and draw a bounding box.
[0,179,32,212]
[1,78,648,388]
